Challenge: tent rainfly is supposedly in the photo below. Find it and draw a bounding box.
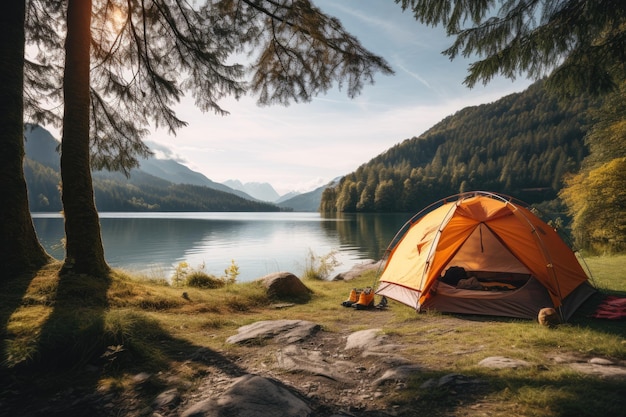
[376,192,596,321]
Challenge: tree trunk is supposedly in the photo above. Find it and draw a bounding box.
[0,1,51,277]
[60,0,109,276]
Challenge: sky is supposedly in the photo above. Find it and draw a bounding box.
[125,1,532,195]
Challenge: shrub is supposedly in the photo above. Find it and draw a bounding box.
[172,260,240,288]
[172,262,189,287]
[302,249,341,280]
[222,259,240,284]
[185,271,225,289]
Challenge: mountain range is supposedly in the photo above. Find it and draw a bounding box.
[23,79,598,215]
[23,125,323,212]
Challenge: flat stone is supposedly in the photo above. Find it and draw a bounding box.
[373,365,423,386]
[332,260,384,281]
[152,388,180,409]
[478,356,531,369]
[345,328,386,350]
[275,344,356,384]
[420,373,482,389]
[589,357,614,365]
[570,363,626,379]
[132,372,151,384]
[551,354,583,364]
[361,350,410,366]
[226,320,320,345]
[180,374,311,417]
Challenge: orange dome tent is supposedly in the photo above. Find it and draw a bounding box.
[376,192,595,321]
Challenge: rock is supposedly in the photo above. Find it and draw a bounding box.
[180,374,311,417]
[420,373,482,389]
[478,356,531,369]
[132,372,151,384]
[550,355,626,379]
[589,357,614,365]
[257,272,312,299]
[275,344,356,384]
[226,319,320,345]
[361,350,411,366]
[569,362,626,379]
[373,365,423,386]
[345,328,387,350]
[344,328,409,363]
[332,260,384,281]
[152,388,180,410]
[551,354,583,364]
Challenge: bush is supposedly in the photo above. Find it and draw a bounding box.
[302,249,341,280]
[172,260,240,288]
[185,271,225,289]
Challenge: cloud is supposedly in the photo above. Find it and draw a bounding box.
[322,1,434,49]
[144,140,188,163]
[395,61,432,89]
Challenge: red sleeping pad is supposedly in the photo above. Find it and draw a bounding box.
[591,296,626,320]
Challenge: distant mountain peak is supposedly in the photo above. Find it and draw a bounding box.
[223,180,281,202]
[136,156,258,201]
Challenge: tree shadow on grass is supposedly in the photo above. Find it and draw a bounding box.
[0,268,249,417]
[0,266,115,416]
[388,367,626,417]
[0,268,44,368]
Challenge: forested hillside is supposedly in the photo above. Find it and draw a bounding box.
[25,159,280,212]
[320,81,600,213]
[23,126,280,212]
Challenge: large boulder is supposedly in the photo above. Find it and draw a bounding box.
[257,272,312,299]
[181,374,311,417]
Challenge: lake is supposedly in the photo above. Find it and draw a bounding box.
[31,212,411,282]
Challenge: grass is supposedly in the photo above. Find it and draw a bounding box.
[1,256,625,416]
[584,254,626,293]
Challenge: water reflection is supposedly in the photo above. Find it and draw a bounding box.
[32,212,411,281]
[320,212,411,259]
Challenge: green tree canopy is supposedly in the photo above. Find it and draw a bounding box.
[561,157,626,252]
[560,82,626,252]
[397,0,626,96]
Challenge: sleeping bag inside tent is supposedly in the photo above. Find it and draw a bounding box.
[376,192,595,321]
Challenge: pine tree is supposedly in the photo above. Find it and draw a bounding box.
[29,0,393,276]
[60,0,109,276]
[397,0,626,96]
[0,1,51,277]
